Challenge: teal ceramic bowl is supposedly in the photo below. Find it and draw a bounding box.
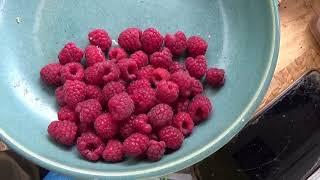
[0,0,279,179]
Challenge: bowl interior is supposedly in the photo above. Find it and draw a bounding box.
[0,0,278,179]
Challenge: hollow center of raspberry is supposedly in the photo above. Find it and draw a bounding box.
[87,143,97,151]
[103,67,111,76]
[182,121,188,129]
[128,65,136,75]
[196,108,203,118]
[70,67,78,75]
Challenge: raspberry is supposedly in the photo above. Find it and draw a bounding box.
[47,120,77,146]
[150,48,173,69]
[58,42,84,65]
[190,78,203,96]
[118,27,142,53]
[85,62,120,85]
[146,140,166,161]
[102,81,126,102]
[174,98,190,113]
[108,47,128,61]
[130,87,157,114]
[127,79,151,94]
[185,55,207,79]
[60,62,84,83]
[108,92,134,121]
[75,99,102,123]
[158,126,184,150]
[148,104,173,129]
[78,122,94,134]
[123,133,149,157]
[136,65,154,81]
[172,112,194,136]
[119,115,136,139]
[164,31,187,56]
[186,36,208,57]
[63,80,86,109]
[88,29,112,52]
[188,95,212,124]
[169,61,186,74]
[58,106,78,122]
[132,114,152,134]
[85,85,104,105]
[170,71,192,97]
[117,58,138,81]
[84,45,106,66]
[205,68,225,87]
[141,28,163,54]
[156,80,179,104]
[102,140,124,162]
[94,113,118,139]
[76,132,105,161]
[40,63,62,86]
[151,68,170,86]
[55,86,66,106]
[101,62,121,83]
[130,50,148,68]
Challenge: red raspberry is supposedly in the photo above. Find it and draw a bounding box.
[117,58,138,81]
[127,79,151,94]
[85,85,104,105]
[156,80,179,104]
[148,104,173,129]
[108,47,128,61]
[58,106,78,122]
[136,65,154,81]
[185,55,207,79]
[40,63,62,86]
[169,61,186,74]
[94,113,118,139]
[206,68,225,87]
[102,81,126,102]
[88,29,112,52]
[190,78,203,96]
[164,31,187,56]
[102,140,124,162]
[151,68,170,86]
[75,99,102,123]
[174,98,190,113]
[150,48,173,69]
[172,112,194,136]
[132,114,152,134]
[85,62,120,85]
[186,36,208,57]
[141,28,163,54]
[130,50,148,68]
[123,133,149,157]
[60,62,84,83]
[63,80,86,109]
[47,120,77,146]
[108,92,134,122]
[170,71,192,97]
[119,115,136,139]
[55,86,66,106]
[118,27,142,53]
[76,132,105,161]
[146,140,166,161]
[58,42,84,65]
[130,87,157,114]
[188,95,212,124]
[84,45,106,66]
[78,122,94,134]
[158,126,184,150]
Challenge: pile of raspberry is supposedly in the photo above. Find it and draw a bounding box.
[40,27,225,162]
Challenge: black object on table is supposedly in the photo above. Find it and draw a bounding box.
[195,71,320,180]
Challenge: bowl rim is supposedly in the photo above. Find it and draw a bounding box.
[0,0,280,179]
